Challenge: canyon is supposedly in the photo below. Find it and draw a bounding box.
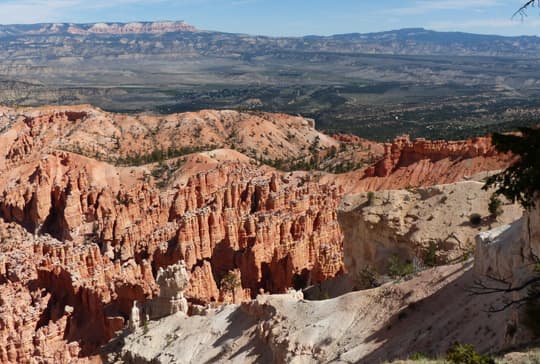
[113,199,539,363]
[0,105,524,363]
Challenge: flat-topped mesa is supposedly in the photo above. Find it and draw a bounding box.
[369,135,498,178]
[79,21,197,35]
[3,21,198,36]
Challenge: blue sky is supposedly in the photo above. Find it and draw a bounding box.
[0,0,539,36]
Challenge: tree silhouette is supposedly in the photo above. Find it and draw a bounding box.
[515,1,540,18]
[483,127,540,209]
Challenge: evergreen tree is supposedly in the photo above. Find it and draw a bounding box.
[483,127,540,209]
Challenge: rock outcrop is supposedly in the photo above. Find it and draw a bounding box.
[129,262,190,331]
[475,200,540,291]
[113,262,525,364]
[0,106,343,361]
[327,134,513,193]
[0,106,338,164]
[370,135,497,178]
[338,181,522,284]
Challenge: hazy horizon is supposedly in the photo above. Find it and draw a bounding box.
[0,0,538,37]
[2,20,540,39]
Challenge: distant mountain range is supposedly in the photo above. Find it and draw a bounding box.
[0,21,540,57]
[0,21,197,36]
[1,21,540,141]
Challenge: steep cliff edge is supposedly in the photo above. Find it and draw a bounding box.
[370,135,497,178]
[475,201,540,298]
[325,134,512,193]
[338,181,522,284]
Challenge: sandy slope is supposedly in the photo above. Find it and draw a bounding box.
[112,261,527,364]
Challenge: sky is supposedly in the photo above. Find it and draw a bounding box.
[0,0,539,37]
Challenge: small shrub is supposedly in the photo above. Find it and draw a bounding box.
[367,191,375,206]
[358,265,379,289]
[317,290,330,300]
[388,255,415,279]
[193,125,203,138]
[424,242,438,267]
[220,271,241,293]
[409,352,429,360]
[488,195,503,218]
[286,131,295,141]
[469,213,482,226]
[461,245,475,262]
[165,333,174,347]
[410,256,425,274]
[446,343,494,364]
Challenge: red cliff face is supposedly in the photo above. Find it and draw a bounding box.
[0,152,343,361]
[370,135,497,178]
[339,134,512,193]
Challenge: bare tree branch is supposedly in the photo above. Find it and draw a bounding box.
[468,276,540,296]
[487,296,531,313]
[467,250,540,312]
[514,1,540,19]
[468,276,540,313]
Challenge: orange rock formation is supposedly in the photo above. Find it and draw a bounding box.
[326,134,512,193]
[0,106,343,362]
[0,106,513,362]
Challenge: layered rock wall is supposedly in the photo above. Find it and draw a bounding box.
[369,135,496,178]
[341,134,512,193]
